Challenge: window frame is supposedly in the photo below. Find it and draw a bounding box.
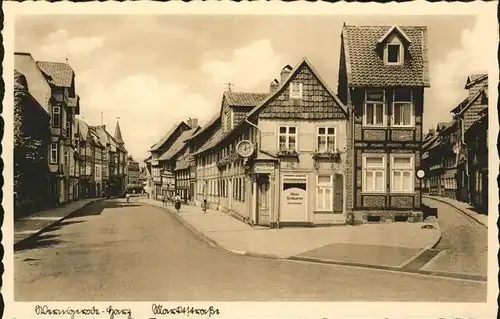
[362,154,387,194]
[316,126,337,152]
[277,125,298,152]
[386,43,403,65]
[364,89,386,127]
[390,154,415,193]
[391,89,414,127]
[52,105,61,128]
[315,174,334,211]
[50,143,58,164]
[289,82,303,99]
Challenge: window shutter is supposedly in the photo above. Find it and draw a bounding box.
[334,174,343,212]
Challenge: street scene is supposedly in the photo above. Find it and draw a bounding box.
[12,12,493,305]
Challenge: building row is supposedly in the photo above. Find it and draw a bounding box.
[421,74,488,213]
[146,24,431,226]
[14,52,129,218]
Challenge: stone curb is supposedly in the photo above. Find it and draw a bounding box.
[423,195,487,229]
[14,199,104,248]
[288,255,487,282]
[140,199,484,282]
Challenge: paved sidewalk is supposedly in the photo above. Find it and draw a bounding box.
[423,195,488,228]
[14,198,103,245]
[140,198,441,270]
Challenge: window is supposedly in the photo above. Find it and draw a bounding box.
[387,44,402,64]
[278,126,297,151]
[316,175,333,211]
[50,143,58,164]
[364,90,385,126]
[52,106,61,128]
[391,155,414,193]
[317,127,336,152]
[363,155,386,193]
[392,89,413,126]
[64,150,69,166]
[289,82,303,99]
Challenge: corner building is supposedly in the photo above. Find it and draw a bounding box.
[337,25,430,223]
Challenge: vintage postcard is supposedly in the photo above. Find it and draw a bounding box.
[2,1,498,319]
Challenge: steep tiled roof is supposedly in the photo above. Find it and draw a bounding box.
[224,92,268,108]
[247,57,347,119]
[193,126,225,156]
[150,121,187,152]
[158,128,198,161]
[342,25,429,87]
[465,74,487,89]
[187,115,220,141]
[36,61,74,88]
[450,97,470,114]
[451,83,488,116]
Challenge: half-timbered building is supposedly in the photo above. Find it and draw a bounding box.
[337,24,430,223]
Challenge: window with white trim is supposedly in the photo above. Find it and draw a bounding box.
[364,89,385,126]
[390,155,414,193]
[278,126,297,151]
[392,88,413,127]
[52,105,61,128]
[289,82,303,99]
[317,127,336,152]
[316,175,333,211]
[363,155,386,193]
[50,143,58,164]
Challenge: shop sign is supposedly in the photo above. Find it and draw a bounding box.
[253,161,274,174]
[281,178,307,221]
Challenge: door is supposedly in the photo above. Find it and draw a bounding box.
[256,176,270,224]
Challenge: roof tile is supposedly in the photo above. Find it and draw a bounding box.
[342,25,429,87]
[36,61,74,88]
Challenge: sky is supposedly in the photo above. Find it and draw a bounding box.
[14,14,489,162]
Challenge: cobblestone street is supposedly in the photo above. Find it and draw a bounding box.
[14,199,486,302]
[422,197,488,277]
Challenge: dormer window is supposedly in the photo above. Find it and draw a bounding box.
[378,25,411,66]
[290,82,303,99]
[387,44,402,64]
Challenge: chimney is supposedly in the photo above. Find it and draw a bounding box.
[280,65,293,84]
[187,118,198,129]
[270,79,280,93]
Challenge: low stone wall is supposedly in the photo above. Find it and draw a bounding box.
[348,210,424,225]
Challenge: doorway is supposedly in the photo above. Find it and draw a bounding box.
[256,175,271,225]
